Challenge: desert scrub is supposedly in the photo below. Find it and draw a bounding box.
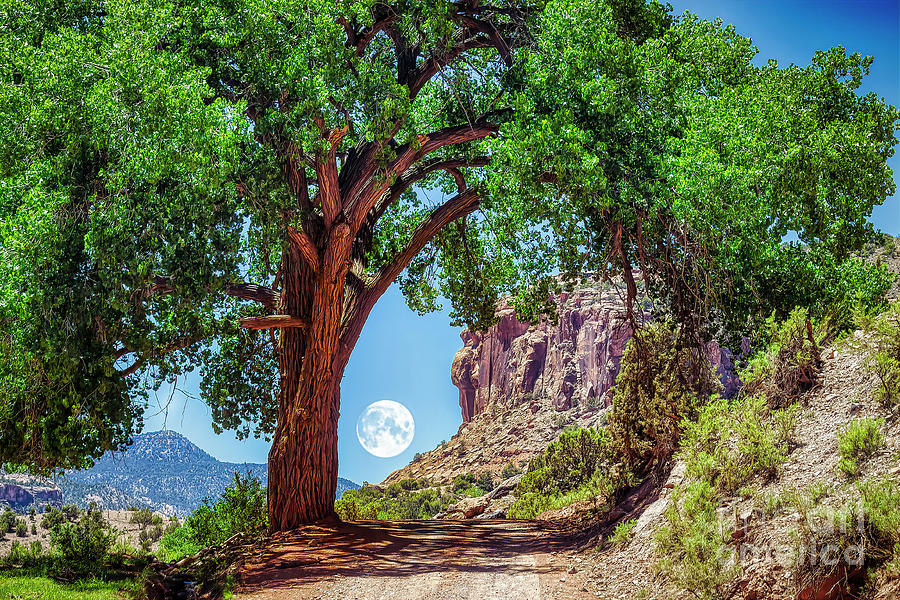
[159,471,268,562]
[680,395,799,494]
[451,472,494,496]
[500,462,522,479]
[334,480,455,520]
[857,477,900,564]
[870,301,900,412]
[791,477,900,591]
[837,417,886,477]
[608,518,637,547]
[49,507,116,579]
[742,308,833,409]
[509,427,631,519]
[654,481,740,600]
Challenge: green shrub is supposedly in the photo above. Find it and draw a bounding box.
[186,472,267,548]
[786,477,899,590]
[858,477,900,564]
[450,472,493,496]
[129,508,154,529]
[49,508,115,577]
[335,482,455,520]
[870,302,900,412]
[509,427,627,519]
[386,478,423,497]
[61,504,81,522]
[15,519,26,537]
[680,395,798,494]
[2,507,15,533]
[509,470,614,519]
[837,417,886,477]
[742,308,832,409]
[40,506,64,530]
[158,524,203,562]
[609,518,637,547]
[608,322,715,474]
[654,481,740,600]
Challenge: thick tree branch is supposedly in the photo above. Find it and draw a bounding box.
[240,315,309,330]
[338,189,480,363]
[408,36,495,99]
[288,226,320,272]
[317,125,349,228]
[346,121,499,236]
[149,277,278,312]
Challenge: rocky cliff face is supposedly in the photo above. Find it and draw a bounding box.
[0,474,62,511]
[451,280,740,423]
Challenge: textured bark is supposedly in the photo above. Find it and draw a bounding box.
[267,221,352,530]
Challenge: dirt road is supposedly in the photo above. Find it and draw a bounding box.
[236,519,587,600]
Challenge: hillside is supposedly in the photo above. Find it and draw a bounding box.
[57,430,359,515]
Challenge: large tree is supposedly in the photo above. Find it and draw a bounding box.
[1,0,896,530]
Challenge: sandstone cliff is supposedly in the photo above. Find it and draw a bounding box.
[451,279,740,422]
[0,473,62,510]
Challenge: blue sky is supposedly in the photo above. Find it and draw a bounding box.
[143,0,900,485]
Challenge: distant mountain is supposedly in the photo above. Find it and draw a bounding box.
[56,430,359,516]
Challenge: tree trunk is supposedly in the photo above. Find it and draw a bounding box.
[266,224,352,531]
[267,371,342,530]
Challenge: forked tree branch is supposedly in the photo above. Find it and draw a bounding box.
[338,189,480,363]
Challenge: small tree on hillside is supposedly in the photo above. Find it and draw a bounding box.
[0,0,896,530]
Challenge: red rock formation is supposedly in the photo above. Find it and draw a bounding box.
[451,281,741,423]
[451,283,635,421]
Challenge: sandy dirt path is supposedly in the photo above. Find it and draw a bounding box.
[235,519,584,600]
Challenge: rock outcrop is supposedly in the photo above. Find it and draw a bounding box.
[451,279,740,423]
[0,479,62,510]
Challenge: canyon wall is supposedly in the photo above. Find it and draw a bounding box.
[450,281,741,423]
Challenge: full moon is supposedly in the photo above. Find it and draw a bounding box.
[356,400,415,458]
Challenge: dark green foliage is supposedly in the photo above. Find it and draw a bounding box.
[1,507,15,533]
[48,507,115,578]
[185,472,267,548]
[62,504,80,522]
[334,481,455,521]
[500,462,522,479]
[129,508,154,529]
[40,506,64,530]
[451,472,494,495]
[15,519,26,537]
[608,322,715,474]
